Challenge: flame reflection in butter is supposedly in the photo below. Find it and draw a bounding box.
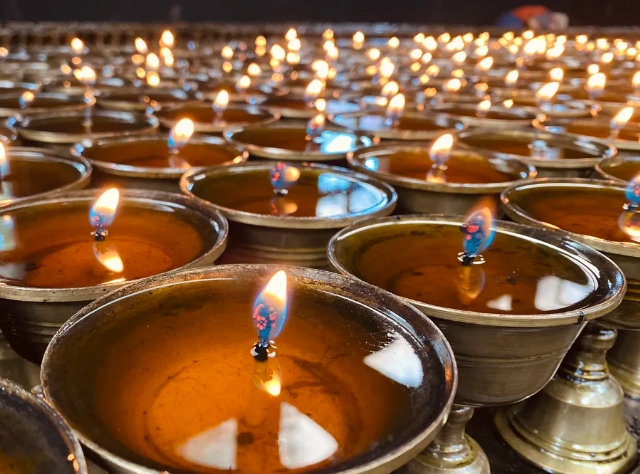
[93,242,124,273]
[625,171,640,209]
[270,163,300,196]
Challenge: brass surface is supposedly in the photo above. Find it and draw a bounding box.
[403,405,490,474]
[609,329,640,399]
[496,322,638,474]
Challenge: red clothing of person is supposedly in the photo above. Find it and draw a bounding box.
[511,5,551,22]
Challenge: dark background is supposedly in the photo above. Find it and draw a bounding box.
[2,0,640,26]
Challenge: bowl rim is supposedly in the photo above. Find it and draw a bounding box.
[71,133,248,179]
[41,263,458,474]
[223,120,374,161]
[534,116,640,151]
[0,188,229,301]
[327,214,626,327]
[8,109,159,144]
[594,155,640,184]
[347,141,537,193]
[457,128,617,169]
[501,177,640,258]
[0,146,93,207]
[330,110,467,141]
[155,102,280,133]
[180,161,398,229]
[0,377,88,474]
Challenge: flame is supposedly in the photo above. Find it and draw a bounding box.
[388,36,400,48]
[410,48,422,60]
[271,44,285,61]
[94,245,124,273]
[430,134,454,169]
[160,30,174,48]
[134,37,148,54]
[422,52,432,64]
[549,67,564,82]
[452,51,467,64]
[461,199,496,260]
[241,63,260,78]
[587,64,600,75]
[367,48,381,61]
[74,66,96,85]
[381,81,399,98]
[304,79,324,102]
[263,369,282,396]
[477,56,493,72]
[353,31,365,44]
[633,71,640,89]
[0,143,5,174]
[286,52,300,64]
[443,78,462,93]
[146,53,160,70]
[475,45,488,57]
[438,32,451,43]
[426,64,440,77]
[285,28,297,40]
[221,45,233,59]
[287,37,301,52]
[89,188,120,229]
[213,90,229,114]
[19,91,35,108]
[385,93,405,124]
[307,114,325,138]
[252,270,289,343]
[323,29,334,40]
[576,34,588,44]
[237,75,251,91]
[379,58,395,78]
[146,71,160,87]
[626,171,640,207]
[423,36,437,51]
[612,106,634,129]
[503,99,514,109]
[587,72,606,93]
[271,163,300,195]
[169,118,195,151]
[601,52,614,63]
[536,82,559,102]
[161,48,174,67]
[70,37,84,54]
[477,99,491,113]
[414,33,425,43]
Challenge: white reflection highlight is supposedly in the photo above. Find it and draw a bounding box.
[487,295,513,312]
[363,336,423,388]
[0,215,16,251]
[317,173,351,193]
[316,194,348,217]
[179,418,237,470]
[534,276,594,312]
[279,402,338,469]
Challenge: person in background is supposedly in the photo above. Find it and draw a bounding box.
[497,5,569,30]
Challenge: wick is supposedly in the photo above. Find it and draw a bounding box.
[460,253,475,266]
[252,340,269,362]
[93,226,108,241]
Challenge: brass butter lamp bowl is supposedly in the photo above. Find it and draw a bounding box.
[500,178,640,473]
[41,264,457,474]
[328,214,626,474]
